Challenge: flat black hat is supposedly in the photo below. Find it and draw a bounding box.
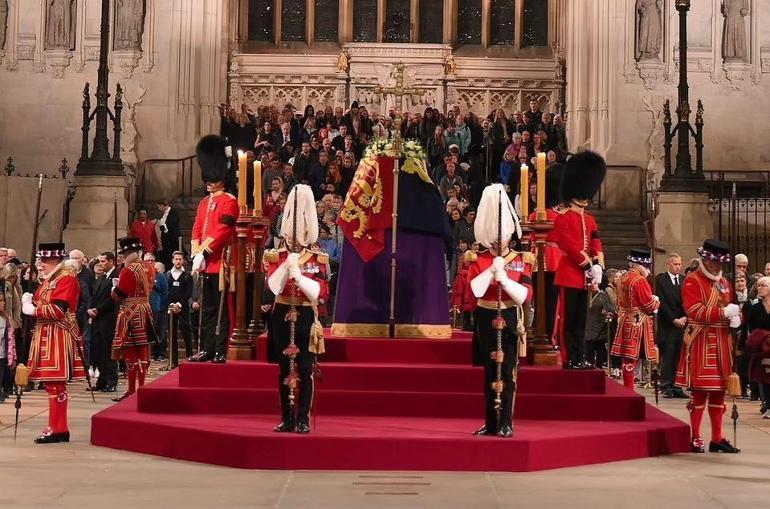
[698,239,731,263]
[37,242,67,259]
[117,237,143,255]
[627,248,652,266]
[196,134,230,184]
[561,150,607,202]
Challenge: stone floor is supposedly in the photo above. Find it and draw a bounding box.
[1,364,769,509]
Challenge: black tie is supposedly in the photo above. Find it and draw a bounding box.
[674,275,679,287]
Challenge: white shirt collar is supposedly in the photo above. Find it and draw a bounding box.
[170,266,185,277]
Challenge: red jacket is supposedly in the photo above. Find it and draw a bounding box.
[129,219,159,253]
[451,251,476,312]
[552,206,603,289]
[611,267,659,361]
[191,191,240,275]
[463,250,534,310]
[265,248,330,305]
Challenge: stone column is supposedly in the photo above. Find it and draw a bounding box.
[62,176,128,256]
[654,192,714,267]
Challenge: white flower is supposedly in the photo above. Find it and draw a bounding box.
[224,146,233,158]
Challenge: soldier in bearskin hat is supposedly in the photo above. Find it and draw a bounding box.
[189,134,239,363]
[611,248,660,389]
[552,151,606,369]
[21,242,86,443]
[111,237,156,402]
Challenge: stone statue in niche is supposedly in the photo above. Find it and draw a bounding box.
[635,0,662,61]
[114,0,146,51]
[1,0,8,51]
[722,0,749,62]
[46,0,75,50]
[336,49,349,73]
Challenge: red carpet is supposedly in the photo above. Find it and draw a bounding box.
[91,331,690,471]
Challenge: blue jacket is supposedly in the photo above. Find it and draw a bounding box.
[150,272,169,313]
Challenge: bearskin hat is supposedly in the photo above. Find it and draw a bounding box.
[545,163,565,208]
[196,134,230,184]
[560,150,607,203]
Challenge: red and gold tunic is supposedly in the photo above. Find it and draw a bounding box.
[611,267,659,361]
[264,248,330,306]
[528,208,565,273]
[463,250,534,311]
[191,190,240,275]
[27,265,86,382]
[675,269,734,391]
[551,206,603,289]
[112,259,156,354]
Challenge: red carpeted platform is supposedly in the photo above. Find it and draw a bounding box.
[91,331,690,471]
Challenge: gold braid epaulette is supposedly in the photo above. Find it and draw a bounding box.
[462,250,478,263]
[263,249,279,264]
[315,252,329,265]
[520,251,536,266]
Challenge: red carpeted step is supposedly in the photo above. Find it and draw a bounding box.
[257,334,473,365]
[136,379,645,421]
[91,401,690,472]
[178,362,606,395]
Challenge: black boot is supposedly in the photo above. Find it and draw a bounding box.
[295,416,310,434]
[34,430,70,444]
[462,312,474,332]
[708,439,741,453]
[273,413,295,432]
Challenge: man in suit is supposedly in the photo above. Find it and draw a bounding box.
[156,200,181,270]
[655,252,688,398]
[87,251,121,392]
[166,251,194,364]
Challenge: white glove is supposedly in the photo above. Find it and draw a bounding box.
[295,274,321,302]
[287,252,300,268]
[590,264,603,285]
[192,252,206,273]
[494,267,507,283]
[729,315,741,328]
[288,264,302,280]
[652,295,659,302]
[492,256,505,274]
[267,262,290,295]
[499,279,529,306]
[22,292,33,305]
[722,303,740,319]
[22,302,36,316]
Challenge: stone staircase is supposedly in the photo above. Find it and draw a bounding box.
[591,208,650,270]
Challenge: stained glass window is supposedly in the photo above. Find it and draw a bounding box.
[314,0,339,42]
[457,0,482,45]
[353,0,377,42]
[490,0,515,46]
[384,0,411,43]
[281,0,306,41]
[248,0,274,42]
[523,0,548,47]
[419,0,443,43]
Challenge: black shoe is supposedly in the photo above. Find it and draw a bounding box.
[497,425,513,438]
[111,391,133,402]
[192,351,213,363]
[273,418,295,433]
[709,439,741,453]
[211,353,226,364]
[690,438,705,453]
[295,420,310,434]
[472,425,497,436]
[34,430,70,444]
[672,389,689,399]
[662,391,675,399]
[760,403,768,415]
[87,385,104,392]
[101,385,117,393]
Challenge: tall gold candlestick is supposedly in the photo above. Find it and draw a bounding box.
[536,152,546,220]
[253,160,262,215]
[520,164,529,221]
[237,150,247,211]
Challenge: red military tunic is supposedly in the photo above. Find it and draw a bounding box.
[611,267,659,361]
[191,190,240,275]
[463,250,534,311]
[27,265,86,382]
[451,251,477,312]
[551,206,603,289]
[675,269,734,391]
[112,259,156,356]
[528,208,564,273]
[265,248,330,306]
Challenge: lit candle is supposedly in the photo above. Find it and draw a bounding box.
[237,150,247,209]
[520,164,529,221]
[536,152,546,218]
[253,160,262,215]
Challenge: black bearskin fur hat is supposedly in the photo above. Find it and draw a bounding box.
[196,135,229,184]
[560,150,607,202]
